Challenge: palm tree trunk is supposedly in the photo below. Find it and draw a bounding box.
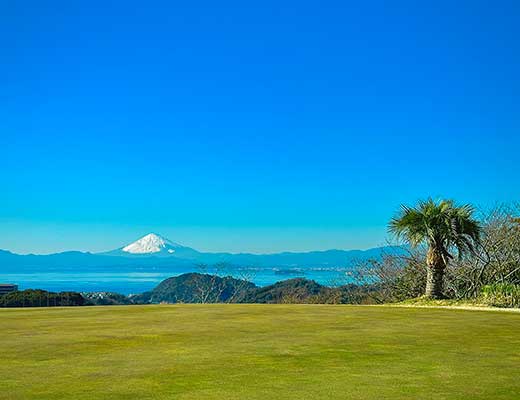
[425,247,446,299]
[425,266,445,298]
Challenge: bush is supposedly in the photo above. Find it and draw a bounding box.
[480,284,520,308]
[0,289,86,307]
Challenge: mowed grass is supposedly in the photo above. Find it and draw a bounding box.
[1,305,519,400]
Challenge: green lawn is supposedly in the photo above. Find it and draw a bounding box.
[1,305,519,399]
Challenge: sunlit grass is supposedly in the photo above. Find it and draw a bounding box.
[1,305,519,399]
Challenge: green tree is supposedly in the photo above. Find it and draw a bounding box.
[389,199,481,298]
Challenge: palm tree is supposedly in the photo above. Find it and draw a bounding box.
[389,199,481,299]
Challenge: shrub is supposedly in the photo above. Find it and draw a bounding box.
[480,284,520,308]
[0,289,85,307]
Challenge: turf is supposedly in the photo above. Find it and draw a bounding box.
[1,305,519,399]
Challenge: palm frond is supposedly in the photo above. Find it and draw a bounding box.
[388,198,481,257]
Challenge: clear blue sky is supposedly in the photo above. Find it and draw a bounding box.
[1,0,519,254]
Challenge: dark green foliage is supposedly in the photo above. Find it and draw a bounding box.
[244,278,323,303]
[247,279,382,304]
[133,274,381,305]
[0,289,85,307]
[132,273,256,304]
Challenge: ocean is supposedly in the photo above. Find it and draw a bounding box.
[0,267,353,295]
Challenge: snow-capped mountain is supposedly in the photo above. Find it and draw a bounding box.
[0,232,405,271]
[122,233,182,254]
[105,233,201,258]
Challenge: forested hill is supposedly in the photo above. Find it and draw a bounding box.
[131,273,366,304]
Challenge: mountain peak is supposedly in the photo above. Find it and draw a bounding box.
[122,233,182,254]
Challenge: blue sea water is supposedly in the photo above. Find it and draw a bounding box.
[0,267,352,295]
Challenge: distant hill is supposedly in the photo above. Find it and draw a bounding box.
[133,273,256,303]
[0,233,403,273]
[0,248,194,272]
[131,273,364,304]
[243,278,325,303]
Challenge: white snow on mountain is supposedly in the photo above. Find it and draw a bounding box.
[122,233,183,254]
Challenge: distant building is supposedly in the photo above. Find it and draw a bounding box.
[0,284,18,295]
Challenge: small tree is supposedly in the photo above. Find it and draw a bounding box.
[389,199,481,299]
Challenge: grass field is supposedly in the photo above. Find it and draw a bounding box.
[1,305,519,399]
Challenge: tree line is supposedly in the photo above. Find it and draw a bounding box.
[0,289,86,307]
